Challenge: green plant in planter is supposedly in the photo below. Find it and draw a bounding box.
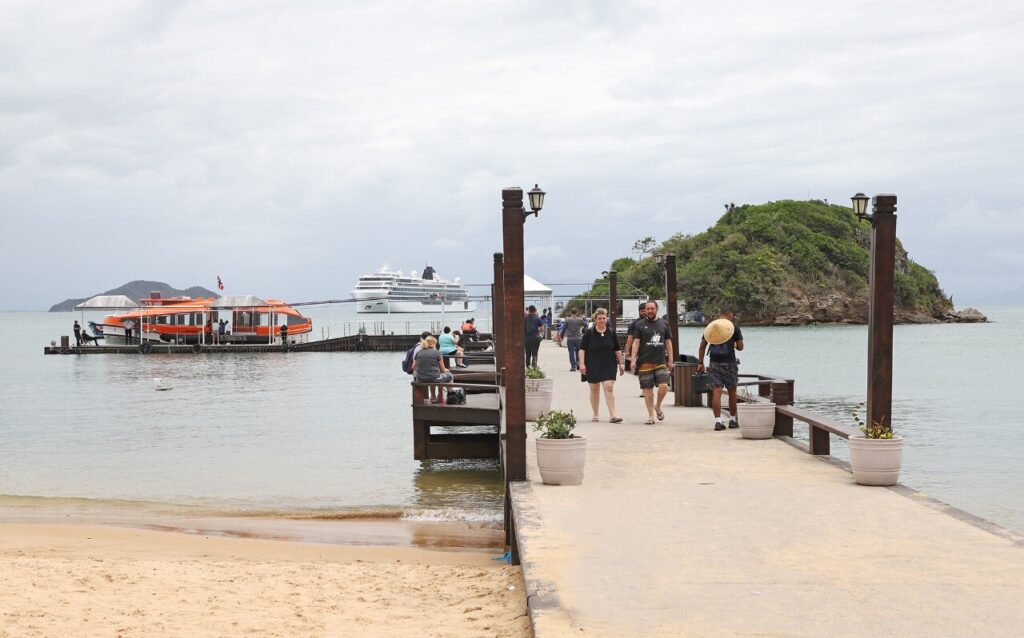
[533,410,577,439]
[851,402,895,439]
[526,366,546,380]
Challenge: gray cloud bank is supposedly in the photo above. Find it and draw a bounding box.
[2,0,1022,310]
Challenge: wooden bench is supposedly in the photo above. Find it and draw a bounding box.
[775,405,859,455]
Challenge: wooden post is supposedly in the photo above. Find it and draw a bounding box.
[502,188,527,482]
[771,380,794,437]
[665,254,679,361]
[608,270,617,331]
[492,253,505,376]
[867,195,897,433]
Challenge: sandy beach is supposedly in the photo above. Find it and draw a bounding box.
[0,523,529,637]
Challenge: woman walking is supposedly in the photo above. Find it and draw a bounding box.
[578,308,625,423]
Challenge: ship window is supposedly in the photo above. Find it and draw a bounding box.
[286,314,305,326]
[176,314,187,326]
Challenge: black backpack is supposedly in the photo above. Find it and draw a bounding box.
[446,387,466,405]
[401,346,416,374]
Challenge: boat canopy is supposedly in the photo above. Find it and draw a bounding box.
[523,275,552,294]
[74,295,140,310]
[212,295,268,308]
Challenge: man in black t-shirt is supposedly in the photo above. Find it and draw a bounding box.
[629,301,674,424]
[697,309,745,431]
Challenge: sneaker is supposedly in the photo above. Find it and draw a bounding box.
[714,422,726,431]
[728,419,739,429]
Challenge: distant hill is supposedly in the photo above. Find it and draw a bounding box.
[571,200,980,324]
[49,280,219,312]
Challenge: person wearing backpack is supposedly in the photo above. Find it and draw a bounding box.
[697,310,744,431]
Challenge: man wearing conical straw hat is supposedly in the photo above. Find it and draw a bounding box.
[697,309,744,431]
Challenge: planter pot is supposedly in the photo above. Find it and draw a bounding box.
[525,389,553,421]
[525,378,553,393]
[736,402,776,439]
[848,436,903,486]
[535,436,587,486]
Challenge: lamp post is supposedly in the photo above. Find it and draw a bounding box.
[651,252,679,354]
[492,252,504,373]
[852,192,897,434]
[602,270,618,330]
[502,185,545,484]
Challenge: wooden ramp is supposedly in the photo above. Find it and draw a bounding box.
[411,386,501,461]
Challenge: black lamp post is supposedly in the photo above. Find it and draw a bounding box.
[852,192,897,436]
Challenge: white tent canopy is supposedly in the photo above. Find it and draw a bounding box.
[523,274,554,316]
[74,295,140,310]
[213,295,267,308]
[523,274,551,295]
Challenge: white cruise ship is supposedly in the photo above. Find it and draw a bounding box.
[350,264,478,313]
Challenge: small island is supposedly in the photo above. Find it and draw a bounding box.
[49,280,219,312]
[577,200,986,325]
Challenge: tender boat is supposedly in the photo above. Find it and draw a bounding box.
[101,293,312,345]
[350,264,477,313]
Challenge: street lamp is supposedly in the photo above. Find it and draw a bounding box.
[502,184,546,487]
[851,192,898,441]
[851,192,870,221]
[526,184,546,220]
[653,251,664,265]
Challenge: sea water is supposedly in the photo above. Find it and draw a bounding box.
[1,306,1022,537]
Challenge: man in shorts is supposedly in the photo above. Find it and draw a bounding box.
[697,309,745,431]
[630,301,674,424]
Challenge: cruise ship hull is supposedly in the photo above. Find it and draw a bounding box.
[356,299,478,314]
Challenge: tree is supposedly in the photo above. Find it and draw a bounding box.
[631,236,657,260]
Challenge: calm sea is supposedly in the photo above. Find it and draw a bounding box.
[1,306,1022,537]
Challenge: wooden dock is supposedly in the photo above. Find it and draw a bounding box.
[509,341,1024,637]
[44,334,494,355]
[411,383,501,460]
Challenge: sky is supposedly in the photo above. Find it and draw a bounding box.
[2,0,1023,310]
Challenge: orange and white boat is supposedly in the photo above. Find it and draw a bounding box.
[102,293,312,345]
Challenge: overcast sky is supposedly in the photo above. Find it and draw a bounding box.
[2,0,1022,310]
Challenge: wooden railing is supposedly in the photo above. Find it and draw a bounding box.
[698,371,857,456]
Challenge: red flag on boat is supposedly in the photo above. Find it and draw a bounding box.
[217,275,224,291]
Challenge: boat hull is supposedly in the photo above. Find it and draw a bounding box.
[356,300,478,314]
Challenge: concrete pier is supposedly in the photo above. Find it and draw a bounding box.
[512,341,1024,637]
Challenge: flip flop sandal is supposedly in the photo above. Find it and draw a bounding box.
[656,410,665,421]
[610,417,623,423]
[644,419,655,425]
[591,417,600,422]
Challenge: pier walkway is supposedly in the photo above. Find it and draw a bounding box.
[513,341,1024,637]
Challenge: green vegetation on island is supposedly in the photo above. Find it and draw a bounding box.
[576,200,983,325]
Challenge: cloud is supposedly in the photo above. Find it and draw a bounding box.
[2,1,1024,308]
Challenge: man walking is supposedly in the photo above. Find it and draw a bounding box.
[697,309,744,431]
[524,305,543,367]
[630,301,674,424]
[561,308,586,371]
[122,318,134,345]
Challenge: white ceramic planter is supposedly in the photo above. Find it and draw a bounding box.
[736,402,776,439]
[525,378,553,393]
[525,390,553,421]
[848,436,903,486]
[535,436,587,486]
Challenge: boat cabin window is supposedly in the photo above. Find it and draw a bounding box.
[286,314,306,326]
[155,315,169,325]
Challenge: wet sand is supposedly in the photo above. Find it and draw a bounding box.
[0,523,530,637]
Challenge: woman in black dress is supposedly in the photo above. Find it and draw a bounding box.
[578,308,625,423]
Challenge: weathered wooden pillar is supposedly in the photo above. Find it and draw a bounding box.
[492,253,505,376]
[608,270,617,331]
[665,254,679,360]
[771,380,794,437]
[502,188,527,482]
[867,195,897,433]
